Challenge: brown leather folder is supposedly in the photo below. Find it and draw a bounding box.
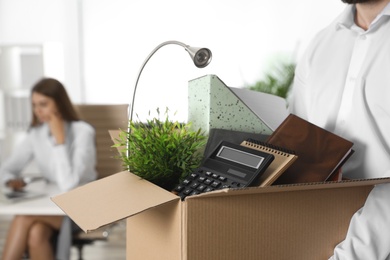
[266,114,354,185]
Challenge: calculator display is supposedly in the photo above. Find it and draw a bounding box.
[217,145,264,169]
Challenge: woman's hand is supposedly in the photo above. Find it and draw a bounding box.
[6,179,26,191]
[48,110,65,145]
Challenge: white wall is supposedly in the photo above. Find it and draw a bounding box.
[0,0,345,123]
[81,0,345,121]
[0,0,81,100]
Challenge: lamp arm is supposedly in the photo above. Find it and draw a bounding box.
[126,40,211,163]
[129,40,188,123]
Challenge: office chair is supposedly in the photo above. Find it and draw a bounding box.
[75,104,129,179]
[71,104,128,260]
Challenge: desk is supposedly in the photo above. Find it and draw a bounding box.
[0,181,65,216]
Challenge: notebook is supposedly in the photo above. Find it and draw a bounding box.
[266,114,354,185]
[241,139,298,186]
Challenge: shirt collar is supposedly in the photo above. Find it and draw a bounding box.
[39,121,69,136]
[335,5,355,30]
[371,2,390,25]
[335,3,390,31]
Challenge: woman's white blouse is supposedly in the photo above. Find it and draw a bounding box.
[0,121,97,191]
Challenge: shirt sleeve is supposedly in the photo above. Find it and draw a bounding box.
[0,133,34,185]
[287,28,324,118]
[52,122,97,191]
[329,183,390,260]
[287,43,311,118]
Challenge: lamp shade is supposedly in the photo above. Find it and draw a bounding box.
[185,46,212,68]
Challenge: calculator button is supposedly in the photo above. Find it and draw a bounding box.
[231,182,243,188]
[218,176,227,182]
[205,187,214,192]
[198,176,206,182]
[204,179,212,185]
[222,184,230,189]
[190,190,200,196]
[174,185,185,192]
[189,173,198,179]
[205,171,212,177]
[211,181,221,188]
[212,173,219,179]
[197,184,207,191]
[182,179,191,185]
[190,182,200,189]
[183,188,193,195]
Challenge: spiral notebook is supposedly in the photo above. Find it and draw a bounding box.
[240,139,298,187]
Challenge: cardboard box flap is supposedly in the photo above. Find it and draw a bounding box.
[52,171,179,232]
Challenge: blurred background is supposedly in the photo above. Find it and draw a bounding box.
[0,0,345,162]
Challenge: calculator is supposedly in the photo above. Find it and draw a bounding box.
[174,141,274,200]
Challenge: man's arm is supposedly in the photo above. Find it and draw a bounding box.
[329,183,390,259]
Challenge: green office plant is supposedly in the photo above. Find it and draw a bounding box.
[247,59,296,98]
[114,108,207,191]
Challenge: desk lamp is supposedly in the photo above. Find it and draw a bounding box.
[127,40,212,158]
[129,40,212,123]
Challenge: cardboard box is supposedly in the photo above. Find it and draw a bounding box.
[52,171,390,260]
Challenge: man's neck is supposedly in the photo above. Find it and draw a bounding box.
[355,0,390,30]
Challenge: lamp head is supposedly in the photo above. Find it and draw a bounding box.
[185,46,212,68]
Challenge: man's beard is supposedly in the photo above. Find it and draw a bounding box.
[341,0,378,3]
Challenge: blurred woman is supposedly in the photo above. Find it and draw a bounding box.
[0,78,97,260]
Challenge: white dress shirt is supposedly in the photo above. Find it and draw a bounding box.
[0,120,97,191]
[289,4,390,180]
[289,3,390,259]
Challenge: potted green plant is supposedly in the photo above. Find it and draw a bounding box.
[114,108,207,191]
